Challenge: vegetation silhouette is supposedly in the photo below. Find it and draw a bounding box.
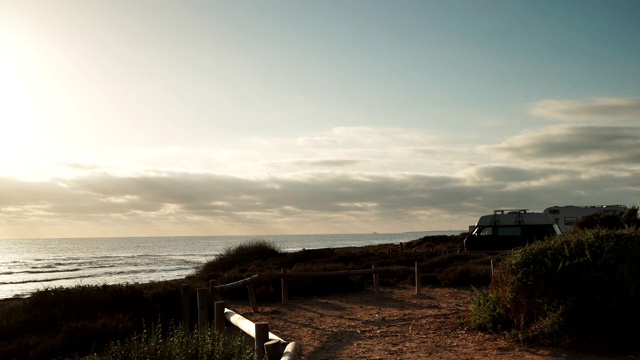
[472,225,640,351]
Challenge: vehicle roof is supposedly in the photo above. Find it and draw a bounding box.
[475,212,557,226]
[544,204,627,210]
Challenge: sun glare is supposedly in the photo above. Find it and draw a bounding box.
[0,38,51,179]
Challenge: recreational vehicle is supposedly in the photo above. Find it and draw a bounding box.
[543,205,628,232]
[464,209,561,251]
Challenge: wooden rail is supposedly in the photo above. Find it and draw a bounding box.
[181,285,301,360]
[213,274,258,290]
[222,306,288,359]
[218,302,301,360]
[184,266,391,356]
[224,308,284,342]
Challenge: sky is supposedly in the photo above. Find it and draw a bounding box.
[1,0,640,239]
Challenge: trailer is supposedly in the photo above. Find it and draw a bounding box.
[542,205,628,232]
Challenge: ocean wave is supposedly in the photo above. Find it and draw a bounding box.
[2,268,82,275]
[0,275,88,286]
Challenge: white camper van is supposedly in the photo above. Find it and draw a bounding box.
[543,205,628,232]
[464,209,561,251]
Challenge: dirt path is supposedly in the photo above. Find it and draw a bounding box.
[228,285,636,360]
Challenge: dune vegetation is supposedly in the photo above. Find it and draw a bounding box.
[2,223,640,359]
[472,228,640,350]
[0,234,486,359]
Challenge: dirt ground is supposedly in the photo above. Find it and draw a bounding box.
[228,285,638,360]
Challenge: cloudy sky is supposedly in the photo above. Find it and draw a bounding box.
[1,1,639,239]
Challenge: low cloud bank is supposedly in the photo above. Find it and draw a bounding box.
[1,167,637,238]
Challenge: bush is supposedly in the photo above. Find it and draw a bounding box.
[472,229,640,349]
[574,205,639,230]
[196,240,282,280]
[439,261,493,287]
[423,252,499,287]
[0,282,190,360]
[470,289,509,333]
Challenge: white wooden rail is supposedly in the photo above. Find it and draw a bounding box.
[218,303,301,360]
[182,284,301,360]
[182,267,391,358]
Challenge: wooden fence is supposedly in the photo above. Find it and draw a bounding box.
[181,247,498,359]
[184,254,495,358]
[181,285,301,360]
[210,274,259,313]
[182,266,406,359]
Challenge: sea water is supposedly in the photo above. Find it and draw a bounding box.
[0,231,462,299]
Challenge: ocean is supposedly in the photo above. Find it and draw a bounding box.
[0,231,462,299]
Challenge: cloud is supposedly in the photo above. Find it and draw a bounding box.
[2,122,640,239]
[238,127,461,176]
[2,165,639,238]
[293,127,436,147]
[291,159,364,167]
[59,162,105,171]
[487,125,640,168]
[0,172,480,237]
[529,98,640,121]
[458,165,566,184]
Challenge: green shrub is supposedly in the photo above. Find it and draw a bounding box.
[470,289,509,333]
[472,228,640,349]
[87,321,254,360]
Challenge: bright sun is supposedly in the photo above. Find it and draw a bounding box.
[0,37,50,178]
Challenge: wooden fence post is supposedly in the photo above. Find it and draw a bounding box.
[209,280,217,295]
[181,284,191,331]
[415,261,422,296]
[197,288,208,331]
[264,339,283,360]
[246,274,259,313]
[214,301,225,334]
[254,322,269,360]
[281,269,288,305]
[372,265,380,298]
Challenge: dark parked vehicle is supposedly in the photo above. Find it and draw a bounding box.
[464,209,562,251]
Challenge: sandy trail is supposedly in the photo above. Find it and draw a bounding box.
[226,285,634,360]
